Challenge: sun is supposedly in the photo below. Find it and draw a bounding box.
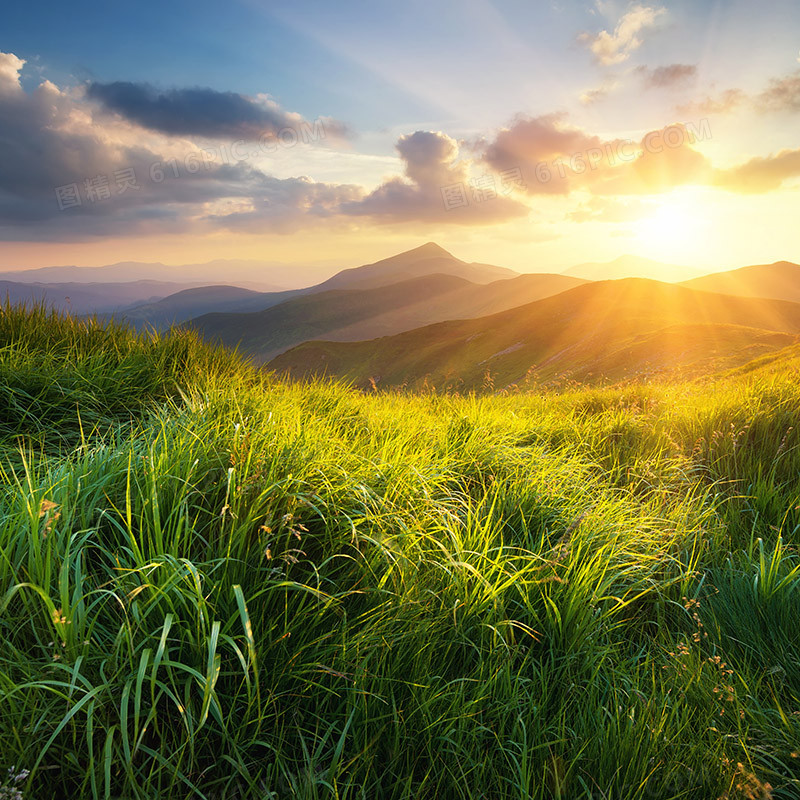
[631,189,712,267]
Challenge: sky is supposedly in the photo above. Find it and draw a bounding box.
[1,0,799,278]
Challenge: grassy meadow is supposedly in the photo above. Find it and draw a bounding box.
[1,303,799,799]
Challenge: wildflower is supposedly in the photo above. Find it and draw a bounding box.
[52,608,69,626]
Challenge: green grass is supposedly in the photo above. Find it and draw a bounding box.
[1,303,799,799]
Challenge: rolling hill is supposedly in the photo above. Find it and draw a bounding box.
[681,260,800,302]
[188,271,587,362]
[562,254,703,282]
[121,285,302,328]
[268,278,800,390]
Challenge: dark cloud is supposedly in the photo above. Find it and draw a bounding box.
[86,81,350,141]
[0,53,362,240]
[755,70,800,112]
[640,63,697,88]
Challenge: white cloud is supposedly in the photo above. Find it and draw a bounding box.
[0,51,25,93]
[580,5,665,65]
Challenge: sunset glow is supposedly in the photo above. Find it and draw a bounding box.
[1,1,799,277]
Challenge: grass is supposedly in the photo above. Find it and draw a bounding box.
[0,302,799,799]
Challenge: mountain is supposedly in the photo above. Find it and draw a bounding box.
[563,254,702,282]
[0,260,302,291]
[188,271,587,362]
[0,244,514,296]
[121,243,527,332]
[0,279,199,314]
[121,285,304,329]
[268,279,800,390]
[681,261,800,302]
[313,242,518,290]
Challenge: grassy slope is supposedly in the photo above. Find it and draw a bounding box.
[1,305,799,799]
[269,278,800,390]
[189,273,586,363]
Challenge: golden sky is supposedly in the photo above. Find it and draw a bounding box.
[2,1,799,278]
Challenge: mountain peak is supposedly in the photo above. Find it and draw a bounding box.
[405,242,453,258]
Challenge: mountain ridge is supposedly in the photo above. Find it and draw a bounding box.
[268,278,800,390]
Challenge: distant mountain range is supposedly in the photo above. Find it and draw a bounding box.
[562,254,703,282]
[188,270,586,362]
[0,260,304,291]
[122,285,302,329]
[124,242,530,331]
[268,278,800,390]
[0,279,200,314]
[3,243,800,390]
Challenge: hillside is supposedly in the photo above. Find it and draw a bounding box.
[562,254,703,282]
[189,271,587,361]
[119,243,525,331]
[1,304,799,799]
[681,260,800,302]
[122,284,300,328]
[269,278,800,389]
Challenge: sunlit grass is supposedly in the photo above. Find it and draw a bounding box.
[0,303,798,798]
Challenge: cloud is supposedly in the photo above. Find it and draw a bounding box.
[0,53,362,240]
[485,112,800,197]
[579,79,619,105]
[0,53,527,240]
[755,70,800,112]
[482,115,712,196]
[87,81,350,141]
[677,70,800,117]
[676,88,746,116]
[714,148,800,193]
[0,51,25,93]
[483,114,612,195]
[579,86,611,105]
[202,172,363,233]
[579,5,665,65]
[342,130,528,224]
[640,63,697,89]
